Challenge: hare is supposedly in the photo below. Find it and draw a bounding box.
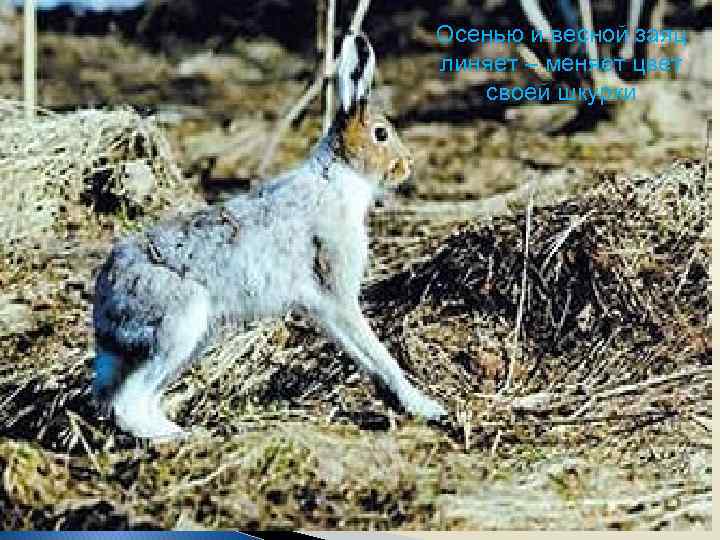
[92,32,447,439]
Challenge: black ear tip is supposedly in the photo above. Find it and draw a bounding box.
[353,32,371,53]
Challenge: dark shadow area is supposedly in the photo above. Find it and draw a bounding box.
[25,1,711,56]
[550,102,614,135]
[362,160,710,390]
[397,81,613,135]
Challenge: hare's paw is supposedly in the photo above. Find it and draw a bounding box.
[146,415,188,441]
[152,427,190,443]
[121,413,188,441]
[113,393,188,440]
[401,386,447,420]
[128,418,190,442]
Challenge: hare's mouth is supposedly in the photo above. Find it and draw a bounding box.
[385,158,413,185]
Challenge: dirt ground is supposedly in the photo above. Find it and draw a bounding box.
[0,5,712,531]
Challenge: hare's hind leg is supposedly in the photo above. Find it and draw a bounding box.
[112,288,211,440]
[112,364,187,439]
[310,297,447,420]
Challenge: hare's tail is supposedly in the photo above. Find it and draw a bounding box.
[93,347,189,439]
[93,285,212,439]
[93,348,122,401]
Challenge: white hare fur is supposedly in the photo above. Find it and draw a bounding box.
[93,33,447,439]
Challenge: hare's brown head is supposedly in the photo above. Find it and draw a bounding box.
[332,33,413,188]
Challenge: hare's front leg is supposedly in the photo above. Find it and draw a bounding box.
[110,288,211,440]
[309,296,447,420]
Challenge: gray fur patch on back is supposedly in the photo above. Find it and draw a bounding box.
[142,206,244,282]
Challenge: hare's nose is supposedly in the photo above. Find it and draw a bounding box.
[398,157,414,183]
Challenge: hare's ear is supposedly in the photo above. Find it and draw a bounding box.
[337,32,376,114]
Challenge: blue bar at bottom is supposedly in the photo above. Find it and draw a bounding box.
[0,534,262,540]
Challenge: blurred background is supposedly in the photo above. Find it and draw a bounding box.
[0,0,712,203]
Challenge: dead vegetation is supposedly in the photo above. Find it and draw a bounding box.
[0,101,187,243]
[0,97,711,529]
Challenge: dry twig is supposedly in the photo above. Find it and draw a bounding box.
[504,187,534,391]
[322,0,337,134]
[258,0,373,175]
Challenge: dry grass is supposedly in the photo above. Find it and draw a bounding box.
[0,103,712,530]
[0,100,187,246]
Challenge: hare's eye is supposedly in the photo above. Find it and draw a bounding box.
[373,125,389,143]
